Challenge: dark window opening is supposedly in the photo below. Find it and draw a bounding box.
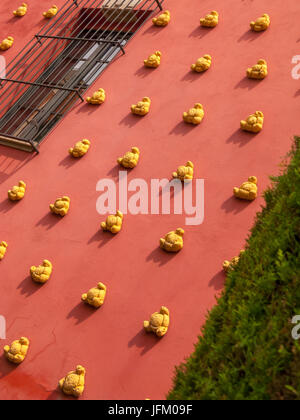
[0,0,164,153]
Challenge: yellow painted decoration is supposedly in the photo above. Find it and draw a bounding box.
[0,36,14,51]
[69,139,90,158]
[86,88,106,105]
[117,147,140,169]
[200,11,219,27]
[233,176,258,201]
[101,211,123,234]
[59,365,86,398]
[0,241,8,260]
[144,306,170,337]
[43,5,58,19]
[183,103,204,125]
[8,180,26,201]
[50,196,70,216]
[4,337,29,364]
[144,51,161,68]
[247,59,268,79]
[131,97,151,116]
[240,111,264,133]
[191,54,212,73]
[223,250,245,273]
[250,14,270,32]
[82,282,107,308]
[172,161,194,181]
[13,3,28,17]
[152,10,170,27]
[30,259,53,284]
[160,228,184,253]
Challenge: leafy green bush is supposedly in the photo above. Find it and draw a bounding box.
[168,137,300,400]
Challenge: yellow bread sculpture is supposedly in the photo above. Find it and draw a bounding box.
[144,51,161,68]
[240,111,264,133]
[4,337,29,364]
[86,88,106,105]
[30,259,53,284]
[172,161,194,181]
[101,211,123,234]
[0,241,8,260]
[160,228,184,253]
[8,180,26,201]
[144,306,170,337]
[233,176,258,201]
[59,365,86,398]
[250,14,270,32]
[200,11,219,27]
[82,282,107,308]
[183,103,204,125]
[191,55,212,73]
[117,147,140,169]
[247,59,268,80]
[152,10,170,27]
[223,250,245,273]
[131,97,151,116]
[69,139,90,158]
[50,196,70,216]
[0,37,14,51]
[43,5,58,19]
[13,3,28,17]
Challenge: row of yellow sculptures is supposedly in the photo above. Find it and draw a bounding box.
[1,8,270,51]
[3,335,85,397]
[3,305,170,396]
[12,3,58,18]
[152,10,270,32]
[143,52,267,80]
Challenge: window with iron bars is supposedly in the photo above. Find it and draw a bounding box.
[0,0,164,153]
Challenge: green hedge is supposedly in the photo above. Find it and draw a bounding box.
[168,137,300,400]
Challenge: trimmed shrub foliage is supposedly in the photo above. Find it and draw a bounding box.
[168,137,300,400]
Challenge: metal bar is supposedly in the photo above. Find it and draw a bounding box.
[0,0,136,123]
[0,0,164,150]
[0,132,39,153]
[0,78,84,101]
[0,0,115,110]
[0,0,152,118]
[154,0,162,10]
[35,34,125,45]
[0,0,154,133]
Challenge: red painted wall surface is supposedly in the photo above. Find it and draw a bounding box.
[0,0,299,400]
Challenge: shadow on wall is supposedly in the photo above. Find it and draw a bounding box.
[0,355,18,379]
[209,270,225,291]
[221,195,253,215]
[17,275,44,298]
[128,328,160,356]
[146,247,178,267]
[226,128,259,147]
[189,26,213,39]
[0,146,35,184]
[238,29,266,43]
[169,121,198,137]
[235,76,263,90]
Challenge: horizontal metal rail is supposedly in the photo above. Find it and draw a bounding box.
[0,78,85,101]
[35,34,126,54]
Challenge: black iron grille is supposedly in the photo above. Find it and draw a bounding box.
[0,0,163,153]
